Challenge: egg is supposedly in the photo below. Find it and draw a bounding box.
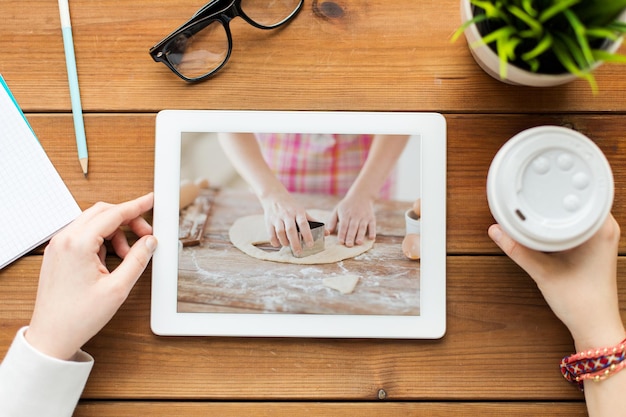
[402,233,421,260]
[412,198,421,218]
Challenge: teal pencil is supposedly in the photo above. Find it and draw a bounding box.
[58,0,88,177]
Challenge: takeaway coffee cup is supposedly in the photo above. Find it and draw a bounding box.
[487,126,614,252]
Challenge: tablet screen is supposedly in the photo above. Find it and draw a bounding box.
[178,132,419,315]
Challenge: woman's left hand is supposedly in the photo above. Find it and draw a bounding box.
[327,194,376,247]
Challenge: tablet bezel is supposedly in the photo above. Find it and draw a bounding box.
[152,110,446,339]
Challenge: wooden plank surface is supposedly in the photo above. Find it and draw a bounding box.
[0,0,625,113]
[23,113,626,254]
[2,255,624,400]
[1,0,626,414]
[73,401,589,416]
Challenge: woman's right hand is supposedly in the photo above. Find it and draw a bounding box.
[260,190,314,256]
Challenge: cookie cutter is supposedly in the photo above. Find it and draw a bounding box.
[292,220,325,258]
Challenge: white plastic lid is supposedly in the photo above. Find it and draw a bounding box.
[487,126,614,252]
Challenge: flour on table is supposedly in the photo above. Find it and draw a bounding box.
[228,210,374,265]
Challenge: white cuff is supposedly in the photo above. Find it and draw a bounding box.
[0,327,94,417]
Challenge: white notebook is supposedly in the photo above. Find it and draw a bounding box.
[0,75,81,269]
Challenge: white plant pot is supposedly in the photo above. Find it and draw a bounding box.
[459,0,626,87]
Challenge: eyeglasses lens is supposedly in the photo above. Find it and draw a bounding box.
[240,0,302,27]
[165,20,229,80]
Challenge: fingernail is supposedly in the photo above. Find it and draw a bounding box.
[489,225,502,243]
[146,236,158,252]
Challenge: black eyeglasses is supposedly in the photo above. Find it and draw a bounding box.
[149,0,304,82]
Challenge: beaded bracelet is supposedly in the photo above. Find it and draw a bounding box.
[560,337,626,390]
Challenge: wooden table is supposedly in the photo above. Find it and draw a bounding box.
[1,1,625,415]
[178,189,419,315]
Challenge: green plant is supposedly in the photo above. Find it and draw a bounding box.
[452,0,626,91]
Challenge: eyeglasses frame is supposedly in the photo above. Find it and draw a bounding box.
[149,0,304,82]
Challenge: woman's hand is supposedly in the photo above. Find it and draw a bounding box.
[25,193,157,361]
[488,214,625,351]
[327,193,376,247]
[260,190,314,255]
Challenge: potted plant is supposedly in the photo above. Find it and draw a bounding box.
[453,0,626,92]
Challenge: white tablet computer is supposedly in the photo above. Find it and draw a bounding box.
[152,110,446,338]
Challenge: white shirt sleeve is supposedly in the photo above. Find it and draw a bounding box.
[0,327,94,417]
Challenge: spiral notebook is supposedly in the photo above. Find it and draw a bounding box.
[0,75,81,269]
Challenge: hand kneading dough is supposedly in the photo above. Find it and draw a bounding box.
[229,210,374,265]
